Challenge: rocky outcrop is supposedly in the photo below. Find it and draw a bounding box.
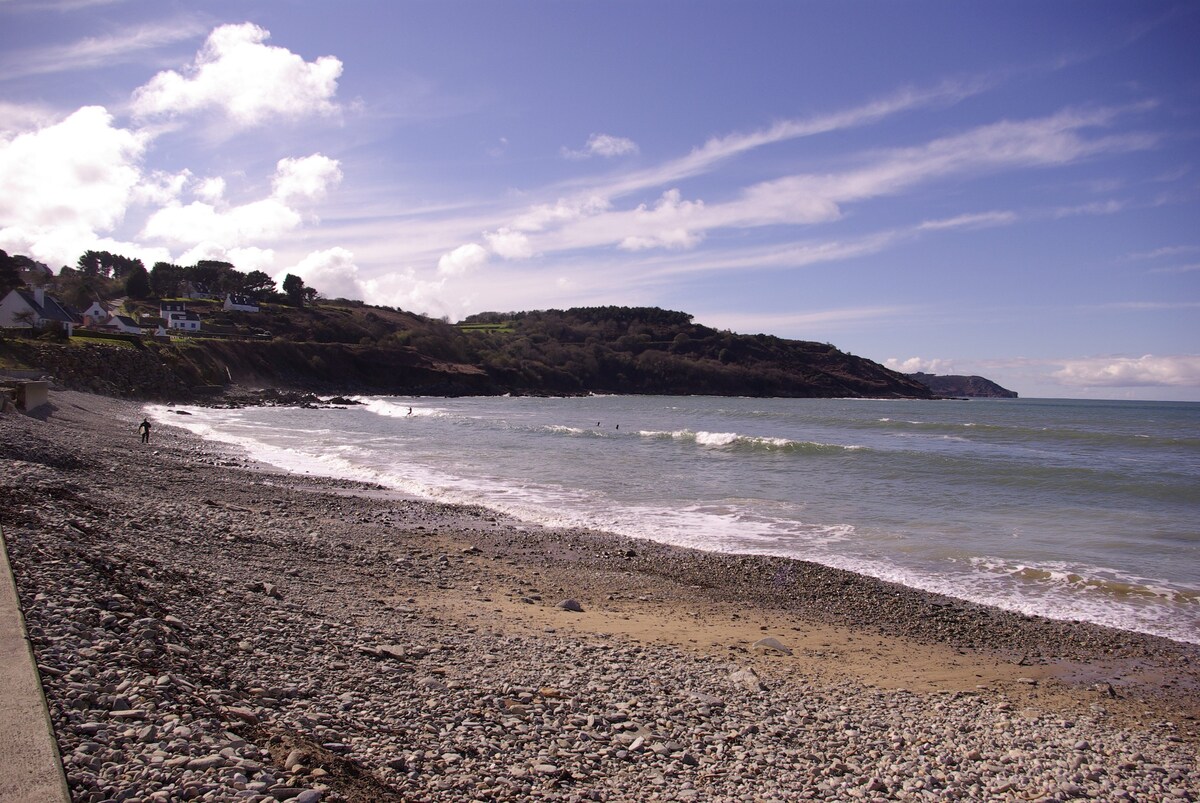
[908,372,1018,398]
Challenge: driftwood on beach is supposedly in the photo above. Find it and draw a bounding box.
[1,391,1197,802]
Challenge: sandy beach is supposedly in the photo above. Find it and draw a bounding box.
[2,390,1197,802]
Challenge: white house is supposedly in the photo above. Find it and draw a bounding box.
[103,314,143,335]
[160,301,201,332]
[81,300,112,326]
[0,287,80,335]
[167,310,201,331]
[223,294,259,313]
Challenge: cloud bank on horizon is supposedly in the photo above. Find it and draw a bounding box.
[0,1,1197,400]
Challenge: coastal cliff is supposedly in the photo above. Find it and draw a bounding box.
[1,305,933,401]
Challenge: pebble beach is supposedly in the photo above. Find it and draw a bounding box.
[2,390,1197,802]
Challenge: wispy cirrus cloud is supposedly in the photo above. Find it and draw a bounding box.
[2,0,132,13]
[439,101,1158,279]
[568,78,996,203]
[1093,301,1200,311]
[917,211,1019,231]
[703,306,917,337]
[561,133,639,160]
[1123,244,1200,261]
[1148,263,1200,275]
[0,19,208,80]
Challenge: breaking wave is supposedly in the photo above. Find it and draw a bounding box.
[639,429,866,454]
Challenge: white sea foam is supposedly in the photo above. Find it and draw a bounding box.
[638,428,860,453]
[146,395,1200,645]
[544,424,593,436]
[694,431,739,447]
[354,397,444,419]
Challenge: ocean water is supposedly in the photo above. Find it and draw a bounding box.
[148,395,1200,644]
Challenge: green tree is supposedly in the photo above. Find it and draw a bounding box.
[282,273,306,307]
[188,259,236,292]
[77,250,108,278]
[75,250,142,280]
[240,270,276,299]
[150,262,184,298]
[0,250,23,296]
[125,264,152,299]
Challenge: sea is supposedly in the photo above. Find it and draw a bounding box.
[146,394,1200,645]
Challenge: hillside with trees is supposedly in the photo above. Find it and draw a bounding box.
[1,249,934,400]
[908,372,1018,398]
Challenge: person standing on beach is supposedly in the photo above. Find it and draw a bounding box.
[138,418,151,444]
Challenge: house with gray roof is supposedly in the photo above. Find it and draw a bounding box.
[0,287,81,335]
[103,314,143,335]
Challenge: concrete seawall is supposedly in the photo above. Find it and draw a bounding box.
[0,524,70,803]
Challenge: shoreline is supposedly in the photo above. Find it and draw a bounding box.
[2,390,1197,801]
[161,391,1199,650]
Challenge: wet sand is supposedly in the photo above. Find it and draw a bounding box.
[2,390,1197,802]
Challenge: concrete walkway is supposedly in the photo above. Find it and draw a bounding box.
[0,525,70,803]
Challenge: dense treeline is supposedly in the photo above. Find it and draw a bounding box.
[0,249,316,310]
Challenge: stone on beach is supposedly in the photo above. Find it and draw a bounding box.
[0,390,1196,803]
[728,666,768,692]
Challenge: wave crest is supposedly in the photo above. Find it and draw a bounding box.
[638,429,864,454]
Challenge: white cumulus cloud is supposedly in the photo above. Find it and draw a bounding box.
[142,198,301,248]
[272,154,343,204]
[1053,355,1200,388]
[885,357,956,374]
[437,243,488,276]
[0,106,147,267]
[194,176,226,204]
[484,227,534,259]
[132,169,193,207]
[359,268,456,319]
[618,189,705,251]
[281,247,362,299]
[225,246,276,274]
[513,195,612,232]
[140,154,341,252]
[131,23,343,128]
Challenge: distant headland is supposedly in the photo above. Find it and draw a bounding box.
[908,372,1019,399]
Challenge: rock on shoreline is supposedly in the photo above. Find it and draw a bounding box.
[1,391,1197,802]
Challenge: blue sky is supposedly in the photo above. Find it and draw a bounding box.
[1,1,1198,400]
